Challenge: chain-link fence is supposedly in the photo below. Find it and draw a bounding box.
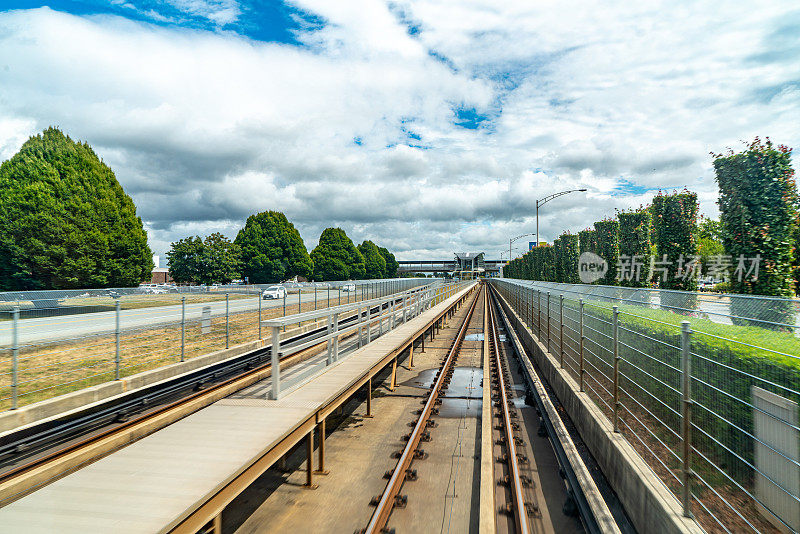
[0,278,434,411]
[492,278,800,534]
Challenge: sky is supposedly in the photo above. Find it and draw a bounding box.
[0,1,798,262]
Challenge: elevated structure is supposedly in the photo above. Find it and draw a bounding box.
[397,253,505,276]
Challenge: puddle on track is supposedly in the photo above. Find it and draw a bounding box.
[438,397,482,418]
[404,366,483,399]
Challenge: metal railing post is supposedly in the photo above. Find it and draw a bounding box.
[181,296,186,362]
[225,293,230,349]
[681,321,693,518]
[358,306,363,348]
[258,295,262,340]
[271,326,281,399]
[559,294,564,368]
[613,305,619,432]
[333,312,340,361]
[115,299,121,380]
[579,298,584,392]
[282,292,286,332]
[326,313,333,364]
[11,306,19,409]
[367,305,372,343]
[314,286,317,310]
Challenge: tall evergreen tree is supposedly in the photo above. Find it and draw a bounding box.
[311,228,365,281]
[0,127,152,290]
[166,233,240,285]
[235,211,313,283]
[358,240,387,279]
[377,246,399,277]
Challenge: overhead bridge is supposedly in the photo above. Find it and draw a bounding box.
[397,259,505,274]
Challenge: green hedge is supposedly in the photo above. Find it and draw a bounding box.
[714,138,797,328]
[561,233,580,283]
[595,219,620,285]
[579,229,597,254]
[618,209,652,287]
[652,191,698,314]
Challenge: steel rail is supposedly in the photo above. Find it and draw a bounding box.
[487,293,530,533]
[363,285,481,534]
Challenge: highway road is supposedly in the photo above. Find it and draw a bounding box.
[0,290,362,347]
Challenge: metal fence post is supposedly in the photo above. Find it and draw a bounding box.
[314,286,317,310]
[338,288,341,306]
[579,298,584,392]
[115,299,121,380]
[537,290,542,339]
[613,305,619,432]
[225,293,230,349]
[181,296,186,362]
[546,292,551,352]
[258,295,262,340]
[559,294,564,368]
[681,321,693,518]
[11,306,19,409]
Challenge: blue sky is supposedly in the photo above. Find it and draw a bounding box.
[0,2,798,259]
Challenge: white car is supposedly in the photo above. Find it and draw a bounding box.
[262,286,287,300]
[341,283,356,292]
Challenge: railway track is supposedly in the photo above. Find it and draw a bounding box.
[360,285,555,534]
[346,283,617,534]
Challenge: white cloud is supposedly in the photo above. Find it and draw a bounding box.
[0,3,797,261]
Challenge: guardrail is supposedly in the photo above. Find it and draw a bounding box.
[491,278,800,534]
[0,278,434,411]
[263,280,470,400]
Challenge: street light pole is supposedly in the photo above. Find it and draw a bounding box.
[535,188,588,247]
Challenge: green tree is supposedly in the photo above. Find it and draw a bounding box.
[235,211,313,283]
[696,217,725,276]
[377,246,399,277]
[166,236,203,284]
[166,233,240,285]
[0,127,153,290]
[198,233,241,285]
[311,228,365,281]
[358,240,387,279]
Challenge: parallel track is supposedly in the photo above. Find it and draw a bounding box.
[362,284,481,534]
[0,299,402,501]
[486,293,531,533]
